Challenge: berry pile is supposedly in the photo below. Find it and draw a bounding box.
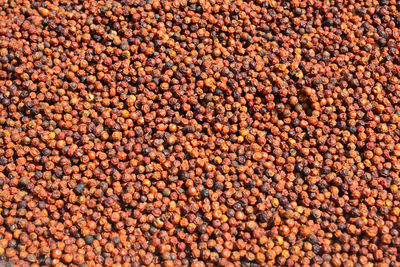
[0,0,400,266]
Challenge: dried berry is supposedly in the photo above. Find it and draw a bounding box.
[0,0,400,266]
